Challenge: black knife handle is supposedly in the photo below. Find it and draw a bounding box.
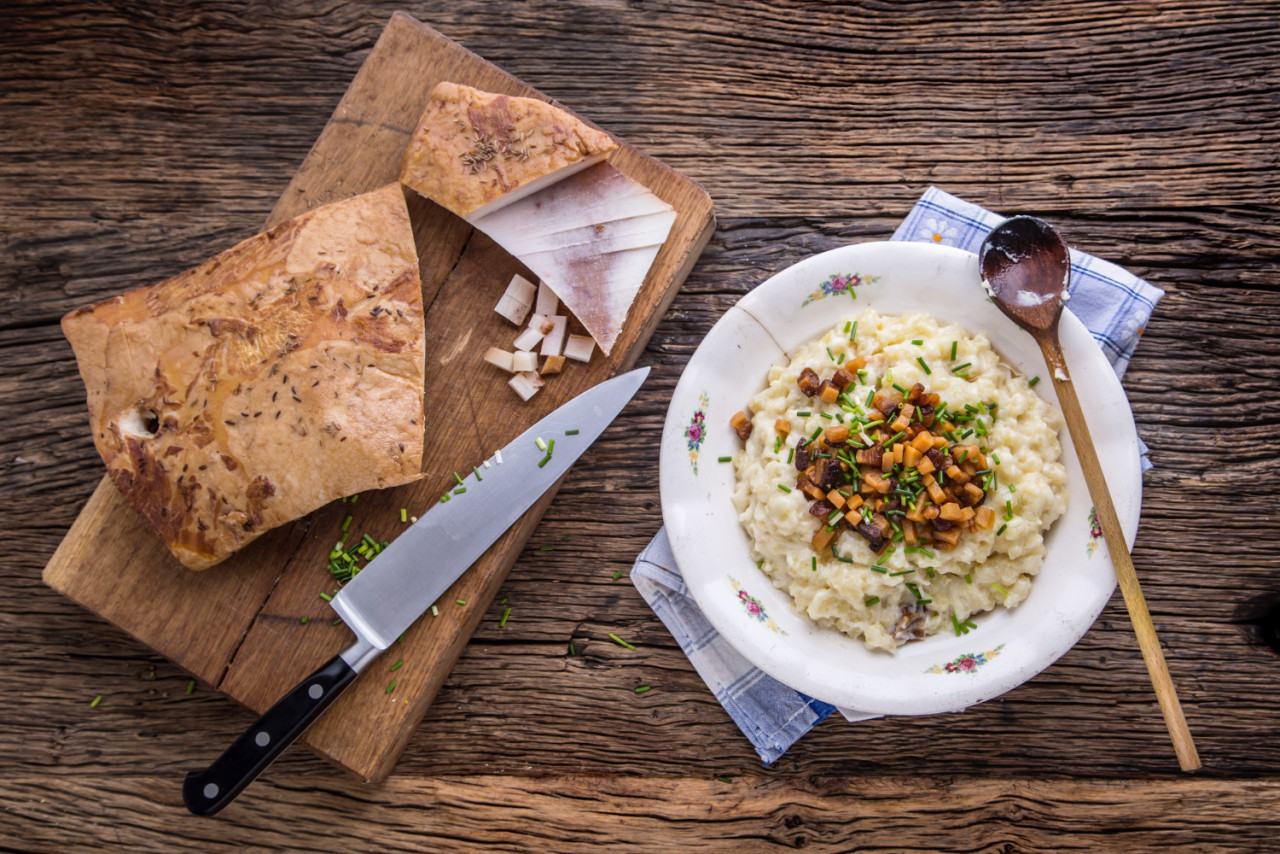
[183,653,357,816]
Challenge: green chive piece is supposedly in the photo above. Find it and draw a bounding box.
[992,584,1010,596]
[827,346,836,361]
[500,607,512,628]
[319,591,333,602]
[952,362,972,374]
[186,680,196,696]
[385,680,397,694]
[453,487,466,494]
[90,695,102,708]
[350,494,358,503]
[865,390,875,408]
[811,556,817,572]
[865,596,881,606]
[911,339,923,345]
[715,775,733,783]
[540,545,554,551]
[889,569,915,577]
[917,357,932,375]
[537,452,552,468]
[892,382,908,394]
[535,437,547,451]
[439,493,450,503]
[719,456,733,463]
[634,685,652,694]
[964,574,973,584]
[1028,375,1041,387]
[568,642,577,656]
[431,605,439,616]
[1005,500,1014,521]
[453,471,464,485]
[456,598,467,606]
[950,341,958,360]
[565,428,580,435]
[301,616,309,625]
[390,659,404,672]
[612,570,623,580]
[786,448,795,464]
[997,523,1008,536]
[777,484,793,494]
[795,411,811,417]
[609,632,637,650]
[850,321,858,341]
[400,508,408,523]
[342,514,353,532]
[473,466,482,482]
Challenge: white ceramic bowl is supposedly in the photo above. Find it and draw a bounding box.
[659,241,1141,715]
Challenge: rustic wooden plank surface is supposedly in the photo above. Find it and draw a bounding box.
[3,0,1279,850]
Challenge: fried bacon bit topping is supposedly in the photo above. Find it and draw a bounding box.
[776,369,996,560]
[730,410,752,440]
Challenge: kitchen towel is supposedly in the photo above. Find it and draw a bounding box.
[630,186,1164,764]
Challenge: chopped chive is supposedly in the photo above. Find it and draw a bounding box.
[992,584,1010,596]
[715,775,733,783]
[826,346,836,361]
[453,471,464,485]
[964,574,973,584]
[537,452,552,468]
[565,428,580,435]
[718,456,733,463]
[865,596,881,606]
[453,486,466,494]
[609,632,637,650]
[786,448,795,464]
[951,614,966,636]
[796,410,811,417]
[385,680,397,694]
[535,437,547,451]
[774,435,783,453]
[349,494,358,503]
[612,570,623,580]
[837,353,845,365]
[912,339,923,345]
[186,680,196,696]
[952,362,972,374]
[892,382,908,394]
[400,508,407,523]
[456,598,467,606]
[1005,500,1014,521]
[925,566,936,578]
[431,605,439,616]
[301,616,309,625]
[889,569,915,577]
[500,607,512,628]
[473,465,482,482]
[1028,376,1041,387]
[342,514,353,532]
[865,390,875,408]
[992,453,1001,465]
[634,685,652,694]
[844,320,851,332]
[777,484,793,493]
[568,642,577,656]
[439,493,451,503]
[319,591,332,602]
[390,659,404,672]
[850,321,858,340]
[90,695,102,708]
[917,357,932,375]
[812,556,817,572]
[997,523,1008,536]
[540,545,554,551]
[836,555,853,563]
[870,566,888,574]
[950,341,958,360]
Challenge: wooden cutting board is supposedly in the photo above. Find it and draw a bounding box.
[43,11,714,782]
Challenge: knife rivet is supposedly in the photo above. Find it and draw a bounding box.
[255,731,271,747]
[308,684,323,700]
[203,783,219,799]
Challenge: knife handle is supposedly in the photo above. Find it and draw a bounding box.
[182,652,357,816]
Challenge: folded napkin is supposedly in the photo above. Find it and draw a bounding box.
[630,187,1164,764]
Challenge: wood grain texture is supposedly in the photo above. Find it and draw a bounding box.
[3,0,1279,849]
[37,12,714,784]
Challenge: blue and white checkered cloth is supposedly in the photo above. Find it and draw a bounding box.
[631,187,1164,765]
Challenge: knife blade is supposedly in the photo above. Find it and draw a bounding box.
[183,367,649,816]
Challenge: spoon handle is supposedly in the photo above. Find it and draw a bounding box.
[1037,334,1201,772]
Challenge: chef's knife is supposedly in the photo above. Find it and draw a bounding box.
[183,367,649,816]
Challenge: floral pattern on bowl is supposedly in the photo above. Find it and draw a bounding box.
[925,644,1005,675]
[800,272,880,306]
[1086,506,1102,557]
[729,575,788,636]
[685,392,710,474]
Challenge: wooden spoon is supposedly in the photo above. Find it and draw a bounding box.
[980,215,1200,772]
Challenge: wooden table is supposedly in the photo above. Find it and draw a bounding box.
[4,2,1278,850]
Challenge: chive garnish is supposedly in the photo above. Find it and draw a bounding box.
[342,514,353,532]
[535,437,547,451]
[90,696,102,708]
[565,428,580,435]
[892,382,908,394]
[997,523,1008,536]
[796,410,811,417]
[865,390,875,408]
[719,456,733,462]
[950,341,958,360]
[540,545,554,551]
[911,339,923,345]
[1028,376,1041,387]
[609,632,637,650]
[453,486,466,494]
[634,685,652,694]
[1004,500,1014,521]
[889,569,915,577]
[186,680,196,695]
[568,642,577,656]
[456,598,467,606]
[964,574,972,584]
[787,448,795,464]
[917,357,932,375]
[992,584,1010,596]
[850,321,858,340]
[319,591,332,602]
[453,471,464,485]
[301,617,309,625]
[612,570,623,580]
[390,659,404,672]
[811,556,817,572]
[777,484,793,494]
[400,508,407,523]
[870,566,888,574]
[827,346,836,362]
[500,607,512,628]
[385,680,397,694]
[537,452,552,468]
[865,596,881,606]
[473,466,482,482]
[952,362,971,374]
